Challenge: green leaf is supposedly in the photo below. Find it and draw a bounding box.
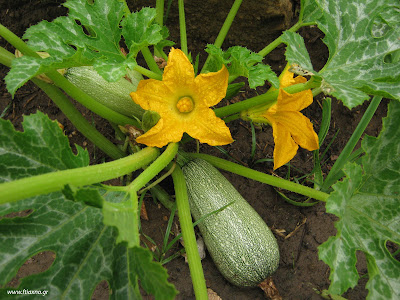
[300,0,322,24]
[282,0,400,108]
[130,246,178,300]
[5,3,167,96]
[122,7,164,56]
[68,186,140,248]
[281,31,314,73]
[0,112,177,299]
[318,100,400,299]
[0,111,88,183]
[205,45,279,89]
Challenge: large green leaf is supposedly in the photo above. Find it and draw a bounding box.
[5,1,165,96]
[0,113,177,299]
[283,0,400,108]
[318,100,400,299]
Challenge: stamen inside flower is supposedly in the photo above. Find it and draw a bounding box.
[176,96,194,113]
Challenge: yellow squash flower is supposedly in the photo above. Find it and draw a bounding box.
[130,48,233,147]
[246,69,319,169]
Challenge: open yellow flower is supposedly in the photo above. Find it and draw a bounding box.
[245,69,319,169]
[265,70,319,169]
[130,48,233,147]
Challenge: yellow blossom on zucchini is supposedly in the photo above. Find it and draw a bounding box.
[130,48,233,147]
[244,69,319,170]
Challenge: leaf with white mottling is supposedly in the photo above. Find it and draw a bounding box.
[0,111,88,183]
[281,31,314,73]
[283,0,400,108]
[319,100,400,299]
[0,112,177,299]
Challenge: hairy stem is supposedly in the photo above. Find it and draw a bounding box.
[141,46,162,75]
[172,165,208,300]
[129,143,178,192]
[322,96,383,190]
[33,78,125,159]
[215,79,319,118]
[0,147,160,205]
[201,0,243,73]
[187,153,330,202]
[178,0,188,55]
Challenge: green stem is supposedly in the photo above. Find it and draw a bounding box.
[0,147,160,205]
[0,23,40,58]
[129,143,178,192]
[134,64,162,80]
[215,79,319,118]
[156,0,165,26]
[258,21,314,58]
[150,185,176,211]
[32,78,125,159]
[187,153,329,202]
[0,46,15,67]
[171,165,208,300]
[201,0,243,73]
[178,0,188,55]
[141,46,162,75]
[322,96,383,190]
[154,0,165,58]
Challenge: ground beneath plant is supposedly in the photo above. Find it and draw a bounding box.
[0,0,389,299]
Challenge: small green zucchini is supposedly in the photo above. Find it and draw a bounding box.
[65,66,144,118]
[182,158,279,287]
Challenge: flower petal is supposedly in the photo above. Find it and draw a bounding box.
[276,88,313,112]
[194,65,229,107]
[267,111,319,151]
[280,70,307,89]
[136,118,185,148]
[271,122,298,170]
[130,79,175,115]
[163,48,195,89]
[186,108,233,145]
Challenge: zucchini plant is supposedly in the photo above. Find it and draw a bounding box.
[0,0,399,299]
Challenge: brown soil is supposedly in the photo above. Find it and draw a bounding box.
[0,0,388,299]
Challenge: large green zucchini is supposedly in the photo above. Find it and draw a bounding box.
[182,158,279,287]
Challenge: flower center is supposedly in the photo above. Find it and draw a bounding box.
[176,96,194,113]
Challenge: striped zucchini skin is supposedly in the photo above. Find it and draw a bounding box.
[65,66,144,118]
[182,158,279,287]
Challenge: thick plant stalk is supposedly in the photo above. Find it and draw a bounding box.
[187,153,329,202]
[178,0,188,55]
[129,143,179,192]
[201,0,243,73]
[172,165,208,300]
[321,95,383,190]
[0,147,159,205]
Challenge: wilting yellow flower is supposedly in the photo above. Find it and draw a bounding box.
[246,69,319,169]
[130,48,233,147]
